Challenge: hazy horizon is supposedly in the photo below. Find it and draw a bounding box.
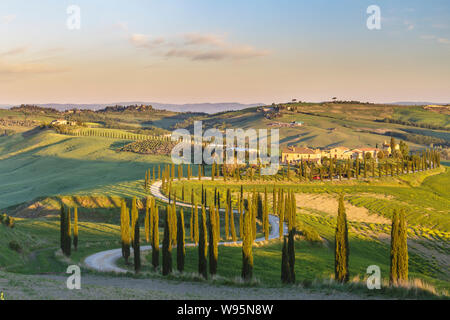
[1,0,449,105]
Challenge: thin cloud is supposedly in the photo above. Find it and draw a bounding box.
[437,38,450,44]
[404,21,415,31]
[0,46,28,56]
[166,46,268,61]
[128,31,269,61]
[432,23,448,29]
[0,62,69,75]
[184,33,227,47]
[419,34,450,45]
[1,14,16,25]
[129,33,165,49]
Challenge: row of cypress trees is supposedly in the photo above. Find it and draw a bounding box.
[149,148,440,191]
[118,191,408,287]
[60,205,79,256]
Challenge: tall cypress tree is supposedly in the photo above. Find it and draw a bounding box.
[279,191,284,239]
[225,189,230,240]
[171,202,178,246]
[198,205,208,279]
[145,197,150,243]
[287,229,295,283]
[398,209,409,283]
[194,203,199,245]
[73,206,78,251]
[60,204,66,254]
[335,195,349,283]
[230,199,237,242]
[239,194,244,239]
[151,205,159,270]
[131,197,138,247]
[264,188,269,240]
[123,207,131,264]
[190,204,194,242]
[389,209,399,285]
[281,236,291,284]
[177,208,186,273]
[162,207,172,276]
[134,220,141,273]
[241,201,253,281]
[208,205,218,276]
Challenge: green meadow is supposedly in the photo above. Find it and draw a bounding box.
[0,104,449,299]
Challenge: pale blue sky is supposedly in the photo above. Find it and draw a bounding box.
[1,0,449,104]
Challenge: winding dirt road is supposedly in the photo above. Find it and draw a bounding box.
[85,178,288,273]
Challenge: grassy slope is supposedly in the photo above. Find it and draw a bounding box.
[0,106,448,298]
[0,129,170,208]
[169,167,450,232]
[193,104,448,149]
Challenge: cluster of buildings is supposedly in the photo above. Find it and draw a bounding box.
[281,141,400,164]
[50,119,77,126]
[268,121,304,128]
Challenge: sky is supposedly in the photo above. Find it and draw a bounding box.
[0,0,449,105]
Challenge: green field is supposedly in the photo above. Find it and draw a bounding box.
[0,104,449,299]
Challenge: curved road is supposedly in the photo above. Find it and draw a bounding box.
[85,178,287,274]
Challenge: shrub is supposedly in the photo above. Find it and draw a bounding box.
[9,240,22,253]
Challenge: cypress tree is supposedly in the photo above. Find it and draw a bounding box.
[389,209,399,285]
[239,194,244,239]
[61,206,71,256]
[120,200,128,263]
[264,188,269,241]
[208,205,218,276]
[73,206,78,251]
[230,199,237,242]
[162,207,172,276]
[131,197,138,246]
[151,205,159,270]
[398,209,409,284]
[287,229,295,283]
[194,203,199,245]
[215,197,220,240]
[281,236,291,284]
[134,220,141,274]
[177,208,186,273]
[145,197,150,243]
[198,205,208,279]
[252,192,257,240]
[257,192,263,220]
[171,202,177,246]
[123,207,131,264]
[335,195,349,283]
[60,204,66,254]
[273,187,277,217]
[279,192,284,239]
[190,204,194,242]
[225,189,230,240]
[241,202,253,281]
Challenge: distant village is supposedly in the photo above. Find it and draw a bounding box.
[281,141,400,164]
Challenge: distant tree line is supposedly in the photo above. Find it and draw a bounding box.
[376,118,450,132]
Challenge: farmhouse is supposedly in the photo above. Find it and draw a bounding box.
[381,140,400,155]
[51,119,77,126]
[281,146,321,163]
[321,146,350,159]
[359,147,379,159]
